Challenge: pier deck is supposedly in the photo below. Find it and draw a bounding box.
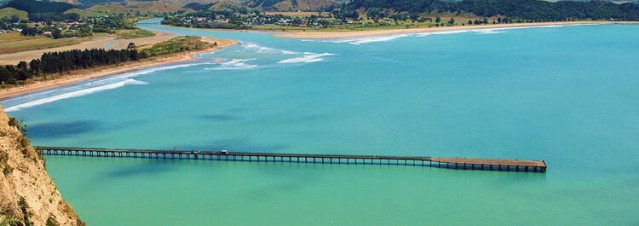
[36,146,547,173]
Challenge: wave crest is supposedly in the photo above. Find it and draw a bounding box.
[278,52,333,64]
[5,79,147,112]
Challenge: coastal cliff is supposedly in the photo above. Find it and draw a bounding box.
[0,108,83,225]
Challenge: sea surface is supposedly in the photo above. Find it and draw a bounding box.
[3,19,639,225]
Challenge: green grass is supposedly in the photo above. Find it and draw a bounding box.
[0,33,93,54]
[0,7,28,21]
[115,29,155,39]
[141,36,214,57]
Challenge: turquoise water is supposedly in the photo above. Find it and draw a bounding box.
[3,19,639,225]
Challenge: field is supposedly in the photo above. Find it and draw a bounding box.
[114,29,156,39]
[0,33,93,54]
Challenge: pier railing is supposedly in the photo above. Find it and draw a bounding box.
[36,146,547,173]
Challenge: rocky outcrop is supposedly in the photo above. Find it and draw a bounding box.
[0,108,83,226]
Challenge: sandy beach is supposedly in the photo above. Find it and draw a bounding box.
[0,38,237,100]
[277,21,639,39]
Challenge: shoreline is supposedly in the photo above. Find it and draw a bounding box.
[276,21,639,39]
[0,38,238,100]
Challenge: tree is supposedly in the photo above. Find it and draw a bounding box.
[29,59,41,74]
[127,42,136,49]
[17,61,28,71]
[20,27,38,36]
[435,16,441,23]
[51,29,63,39]
[448,17,455,25]
[10,15,21,23]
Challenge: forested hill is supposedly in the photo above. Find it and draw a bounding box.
[345,0,639,21]
[4,0,76,14]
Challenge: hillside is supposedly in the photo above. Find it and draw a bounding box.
[0,108,84,226]
[64,1,182,16]
[246,0,336,11]
[51,0,221,7]
[0,7,27,21]
[210,0,242,10]
[345,0,639,21]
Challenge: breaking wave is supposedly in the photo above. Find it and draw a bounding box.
[278,52,333,64]
[5,79,147,112]
[206,58,258,70]
[2,61,212,111]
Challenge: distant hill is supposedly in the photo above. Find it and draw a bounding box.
[4,0,76,14]
[345,0,639,21]
[65,1,181,16]
[0,7,28,20]
[51,0,223,7]
[246,0,336,11]
[49,0,123,5]
[210,0,242,10]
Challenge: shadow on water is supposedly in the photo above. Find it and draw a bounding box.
[179,138,290,153]
[27,120,99,139]
[197,114,240,122]
[103,161,173,178]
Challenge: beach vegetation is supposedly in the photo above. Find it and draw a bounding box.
[45,215,59,226]
[0,48,146,86]
[17,197,31,226]
[0,215,20,226]
[0,36,217,88]
[141,36,214,57]
[7,117,27,133]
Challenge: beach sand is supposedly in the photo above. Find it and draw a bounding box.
[0,38,237,100]
[277,21,638,39]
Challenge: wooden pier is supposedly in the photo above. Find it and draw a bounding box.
[36,146,547,173]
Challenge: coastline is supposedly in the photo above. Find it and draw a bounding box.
[0,38,237,100]
[276,21,639,39]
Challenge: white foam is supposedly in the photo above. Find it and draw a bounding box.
[5,79,147,112]
[2,61,214,111]
[278,52,333,64]
[304,24,597,45]
[243,43,280,54]
[206,58,258,70]
[474,29,503,34]
[116,62,212,79]
[328,34,410,45]
[281,50,299,55]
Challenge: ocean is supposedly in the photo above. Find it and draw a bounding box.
[2,19,639,225]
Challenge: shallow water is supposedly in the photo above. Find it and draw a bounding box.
[3,19,639,225]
